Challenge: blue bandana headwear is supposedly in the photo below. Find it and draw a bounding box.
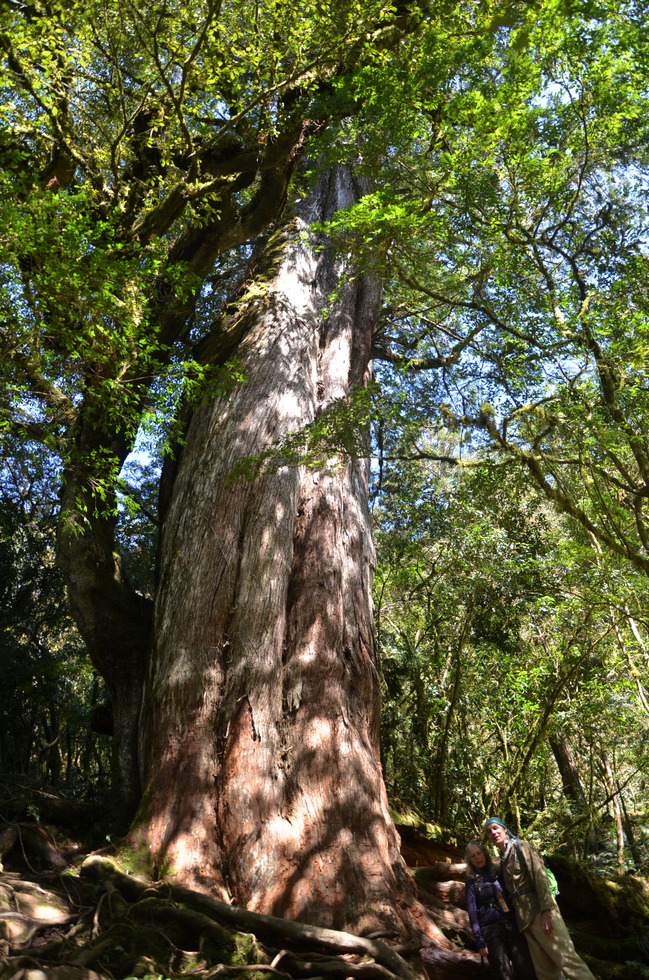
[484,816,509,832]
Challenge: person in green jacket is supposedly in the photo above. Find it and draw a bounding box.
[484,818,596,980]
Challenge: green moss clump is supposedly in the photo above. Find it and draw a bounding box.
[97,836,176,883]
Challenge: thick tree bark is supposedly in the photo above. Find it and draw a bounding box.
[135,166,445,940]
[52,124,310,824]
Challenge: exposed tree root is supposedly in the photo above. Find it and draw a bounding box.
[1,833,642,979]
[0,818,78,876]
[80,856,423,980]
[3,855,463,980]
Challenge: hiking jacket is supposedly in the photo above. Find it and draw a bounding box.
[500,837,557,932]
[465,873,511,950]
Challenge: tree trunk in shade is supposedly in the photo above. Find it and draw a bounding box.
[549,732,588,811]
[135,165,447,941]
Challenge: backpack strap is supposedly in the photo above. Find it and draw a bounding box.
[508,886,534,902]
[511,837,559,900]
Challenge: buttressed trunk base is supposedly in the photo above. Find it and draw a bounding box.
[135,167,445,941]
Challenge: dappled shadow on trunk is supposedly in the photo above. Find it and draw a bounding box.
[132,165,444,939]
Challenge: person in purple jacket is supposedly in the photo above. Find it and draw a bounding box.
[465,840,537,980]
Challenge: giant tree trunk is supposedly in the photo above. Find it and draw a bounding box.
[135,166,443,940]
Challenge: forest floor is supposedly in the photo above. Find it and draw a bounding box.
[0,811,648,980]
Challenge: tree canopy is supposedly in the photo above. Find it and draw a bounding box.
[3,0,649,951]
[329,0,649,578]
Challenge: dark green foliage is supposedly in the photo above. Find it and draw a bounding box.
[0,442,109,797]
[375,445,649,866]
[2,0,649,885]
